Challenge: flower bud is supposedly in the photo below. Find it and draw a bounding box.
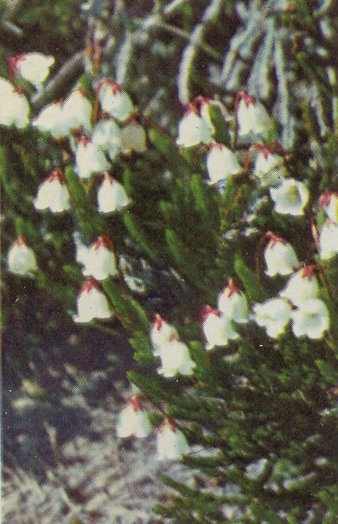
[291,299,330,339]
[150,314,179,355]
[98,79,134,121]
[34,168,70,213]
[78,234,118,281]
[121,121,147,153]
[0,77,29,129]
[319,192,338,223]
[253,298,292,338]
[92,119,122,161]
[264,235,299,277]
[157,337,196,378]
[116,397,151,438]
[32,101,68,139]
[206,144,241,184]
[7,236,38,276]
[97,174,131,213]
[62,87,92,133]
[157,421,189,461]
[236,92,271,137]
[176,104,213,147]
[319,221,338,260]
[75,136,110,179]
[201,305,239,350]
[9,53,54,90]
[217,281,249,323]
[280,266,319,307]
[73,278,112,323]
[270,178,309,216]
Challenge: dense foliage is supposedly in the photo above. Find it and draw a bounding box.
[1,0,337,522]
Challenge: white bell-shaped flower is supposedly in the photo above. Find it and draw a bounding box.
[269,178,309,216]
[97,79,134,121]
[73,278,112,323]
[157,421,189,461]
[206,143,241,184]
[34,168,70,213]
[319,221,338,260]
[319,192,338,223]
[236,92,271,137]
[280,266,319,307]
[97,173,131,213]
[264,235,299,277]
[201,305,239,351]
[150,314,179,355]
[75,136,110,179]
[9,53,54,90]
[78,234,118,281]
[253,298,292,338]
[253,147,285,187]
[32,101,69,139]
[217,280,249,323]
[176,105,213,147]
[157,337,196,378]
[0,77,29,128]
[291,299,330,339]
[62,87,92,133]
[116,397,151,438]
[92,119,122,161]
[7,236,38,276]
[121,121,147,153]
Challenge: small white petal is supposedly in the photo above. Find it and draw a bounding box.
[7,237,38,276]
[75,138,110,179]
[92,119,122,161]
[177,110,212,147]
[12,53,54,89]
[264,238,299,277]
[280,268,319,307]
[0,78,29,128]
[62,88,92,133]
[73,280,112,323]
[201,307,239,350]
[206,144,241,184]
[98,80,134,121]
[237,95,271,137]
[157,339,195,378]
[253,298,292,338]
[270,179,309,216]
[291,299,330,339]
[319,222,338,260]
[217,284,249,323]
[157,425,189,461]
[97,175,131,213]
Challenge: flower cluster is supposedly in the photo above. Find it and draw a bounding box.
[116,396,189,461]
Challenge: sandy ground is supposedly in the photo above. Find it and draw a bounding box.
[3,332,193,524]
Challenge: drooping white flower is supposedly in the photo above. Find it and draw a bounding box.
[73,278,112,323]
[157,337,196,378]
[206,143,241,184]
[253,146,285,187]
[157,421,189,461]
[34,168,70,213]
[116,397,151,438]
[269,178,309,216]
[0,77,29,128]
[75,136,110,179]
[176,104,213,147]
[253,298,292,338]
[280,266,319,307]
[121,121,147,153]
[97,79,134,121]
[92,119,122,161]
[97,173,131,213]
[201,305,239,351]
[291,299,330,339]
[236,91,271,137]
[77,234,118,281]
[150,314,179,355]
[9,53,54,90]
[62,87,92,133]
[7,236,38,276]
[217,280,249,323]
[319,192,338,223]
[319,221,338,260]
[32,101,68,139]
[264,234,299,277]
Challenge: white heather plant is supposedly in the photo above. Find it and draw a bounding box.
[9,52,54,90]
[3,32,336,521]
[0,77,30,128]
